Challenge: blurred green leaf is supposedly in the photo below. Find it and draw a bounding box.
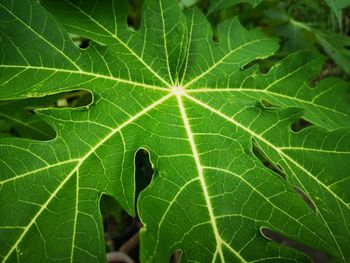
[208,0,264,14]
[208,0,350,17]
[324,0,350,16]
[291,20,350,74]
[178,0,201,7]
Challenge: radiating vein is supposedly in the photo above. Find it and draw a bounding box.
[203,166,327,243]
[1,93,173,262]
[278,147,350,154]
[186,88,350,118]
[70,169,79,263]
[146,177,199,263]
[180,10,195,86]
[184,92,348,259]
[184,93,348,209]
[159,0,174,85]
[0,3,82,71]
[0,159,79,185]
[0,65,167,92]
[62,0,172,87]
[183,38,272,88]
[176,92,246,263]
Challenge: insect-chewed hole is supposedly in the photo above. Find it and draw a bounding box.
[259,99,279,109]
[252,142,286,179]
[59,90,93,108]
[308,79,318,89]
[102,149,154,262]
[69,34,91,50]
[242,54,277,74]
[212,33,220,43]
[170,249,183,263]
[261,228,329,262]
[0,91,92,141]
[293,187,316,212]
[79,39,91,49]
[135,149,154,204]
[242,59,270,73]
[308,61,334,88]
[100,194,141,261]
[128,0,143,30]
[290,118,312,133]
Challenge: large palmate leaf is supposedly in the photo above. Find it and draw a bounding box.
[0,0,350,262]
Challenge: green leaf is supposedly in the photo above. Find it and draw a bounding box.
[179,0,201,8]
[0,96,61,140]
[290,20,350,75]
[207,0,350,16]
[0,0,350,262]
[207,0,264,14]
[324,0,350,15]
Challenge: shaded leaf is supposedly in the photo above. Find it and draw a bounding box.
[290,20,350,75]
[207,0,350,16]
[0,96,61,140]
[324,0,350,15]
[207,0,264,15]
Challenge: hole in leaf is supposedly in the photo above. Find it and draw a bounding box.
[261,228,329,262]
[291,118,312,132]
[170,250,183,263]
[212,31,220,43]
[101,195,141,259]
[26,108,35,115]
[79,39,91,49]
[106,251,135,263]
[308,60,335,87]
[293,187,316,212]
[242,53,282,74]
[69,34,91,49]
[252,142,286,179]
[135,148,154,204]
[128,0,144,30]
[102,149,153,262]
[61,90,92,108]
[242,59,269,72]
[275,163,285,174]
[308,79,318,88]
[259,99,278,109]
[0,91,92,141]
[308,74,321,88]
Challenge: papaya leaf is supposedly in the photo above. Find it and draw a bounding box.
[0,0,349,262]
